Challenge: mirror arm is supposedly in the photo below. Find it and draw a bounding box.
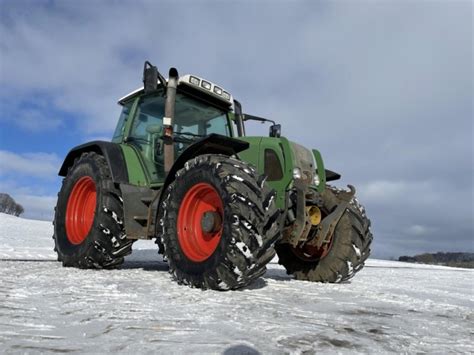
[242,114,276,126]
[143,60,167,94]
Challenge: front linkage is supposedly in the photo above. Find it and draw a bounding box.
[308,185,356,249]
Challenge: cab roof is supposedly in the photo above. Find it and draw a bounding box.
[117,74,234,107]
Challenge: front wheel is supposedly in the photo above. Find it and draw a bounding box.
[276,186,373,282]
[158,154,281,290]
[53,152,134,268]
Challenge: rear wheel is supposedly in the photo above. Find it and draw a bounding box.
[53,152,134,268]
[158,154,281,290]
[276,186,372,282]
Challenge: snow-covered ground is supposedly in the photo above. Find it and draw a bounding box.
[0,213,472,354]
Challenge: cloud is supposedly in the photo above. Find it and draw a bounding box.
[360,180,410,202]
[405,225,437,237]
[356,178,473,258]
[0,179,56,221]
[0,150,61,179]
[357,180,444,207]
[0,150,60,220]
[14,193,56,221]
[14,109,62,131]
[0,96,64,132]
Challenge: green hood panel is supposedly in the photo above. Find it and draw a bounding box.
[236,136,326,208]
[236,137,263,170]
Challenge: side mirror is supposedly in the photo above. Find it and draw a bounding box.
[143,61,158,93]
[269,124,281,138]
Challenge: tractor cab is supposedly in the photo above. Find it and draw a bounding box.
[112,63,284,186]
[113,72,237,184]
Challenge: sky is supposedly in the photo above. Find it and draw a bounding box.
[0,0,472,259]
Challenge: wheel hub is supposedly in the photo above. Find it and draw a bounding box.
[291,241,331,261]
[177,183,224,262]
[201,211,222,233]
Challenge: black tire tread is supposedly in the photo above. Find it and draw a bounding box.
[157,154,281,290]
[53,152,133,269]
[276,185,372,283]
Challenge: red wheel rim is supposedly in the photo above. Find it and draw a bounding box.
[177,183,224,262]
[291,240,333,261]
[65,176,97,245]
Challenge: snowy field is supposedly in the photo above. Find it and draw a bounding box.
[0,213,472,354]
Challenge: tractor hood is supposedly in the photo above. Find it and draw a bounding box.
[237,136,324,191]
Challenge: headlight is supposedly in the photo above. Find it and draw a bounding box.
[311,152,319,186]
[314,174,320,186]
[213,86,223,95]
[201,80,211,90]
[189,76,200,85]
[292,168,302,180]
[222,91,231,100]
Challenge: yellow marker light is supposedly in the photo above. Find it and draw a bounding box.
[307,206,322,226]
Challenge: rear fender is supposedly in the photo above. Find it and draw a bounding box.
[58,141,129,184]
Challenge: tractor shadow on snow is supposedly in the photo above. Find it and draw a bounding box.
[121,249,296,290]
[122,249,169,271]
[263,264,294,282]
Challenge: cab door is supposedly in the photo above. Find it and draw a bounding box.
[124,95,166,184]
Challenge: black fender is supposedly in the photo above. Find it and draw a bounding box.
[325,169,341,182]
[162,133,249,190]
[58,141,129,184]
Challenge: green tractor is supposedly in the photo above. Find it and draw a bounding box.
[53,61,372,290]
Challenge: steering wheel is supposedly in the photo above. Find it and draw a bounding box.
[176,131,199,136]
[128,137,151,144]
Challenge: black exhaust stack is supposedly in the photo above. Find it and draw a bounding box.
[163,67,179,174]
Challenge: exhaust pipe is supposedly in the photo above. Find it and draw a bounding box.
[163,67,179,174]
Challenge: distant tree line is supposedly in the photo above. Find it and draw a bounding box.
[399,252,474,269]
[0,193,24,217]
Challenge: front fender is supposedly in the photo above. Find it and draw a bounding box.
[162,133,249,190]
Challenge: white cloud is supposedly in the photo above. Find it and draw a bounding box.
[84,135,114,143]
[15,109,63,132]
[405,225,437,237]
[0,150,61,179]
[0,179,57,221]
[357,179,442,206]
[358,180,408,201]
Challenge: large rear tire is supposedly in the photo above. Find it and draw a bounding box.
[276,186,372,282]
[53,152,133,268]
[158,154,281,290]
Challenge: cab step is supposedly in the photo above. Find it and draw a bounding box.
[120,184,161,240]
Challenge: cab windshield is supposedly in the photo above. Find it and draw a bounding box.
[129,93,231,143]
[119,91,232,183]
[175,94,231,137]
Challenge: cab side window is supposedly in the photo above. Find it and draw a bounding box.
[128,95,166,183]
[129,96,165,142]
[112,102,132,142]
